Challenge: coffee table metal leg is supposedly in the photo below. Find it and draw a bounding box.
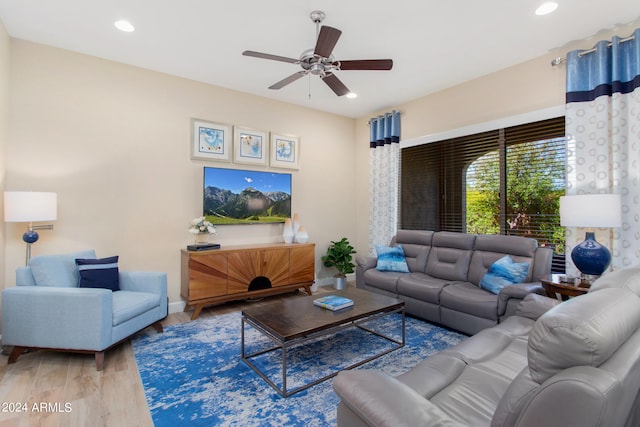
[282,345,287,396]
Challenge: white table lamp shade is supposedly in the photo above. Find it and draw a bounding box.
[559,194,622,228]
[4,191,58,222]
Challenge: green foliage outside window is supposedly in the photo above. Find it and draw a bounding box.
[466,138,566,253]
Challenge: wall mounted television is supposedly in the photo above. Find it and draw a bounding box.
[203,166,292,224]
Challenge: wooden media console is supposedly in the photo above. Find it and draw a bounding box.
[181,242,315,319]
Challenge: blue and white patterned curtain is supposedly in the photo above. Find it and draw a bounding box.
[565,28,640,273]
[369,110,401,255]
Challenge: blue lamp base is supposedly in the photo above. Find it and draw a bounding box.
[571,231,612,279]
[22,230,39,266]
[22,230,39,244]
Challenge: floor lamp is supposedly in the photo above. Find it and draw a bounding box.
[560,194,622,283]
[4,191,58,265]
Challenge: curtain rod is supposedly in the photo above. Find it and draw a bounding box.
[551,34,635,67]
[367,110,403,126]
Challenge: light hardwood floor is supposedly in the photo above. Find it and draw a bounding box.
[0,286,335,427]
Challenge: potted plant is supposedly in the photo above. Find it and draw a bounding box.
[322,237,357,290]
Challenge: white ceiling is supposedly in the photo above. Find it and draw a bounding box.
[0,0,639,118]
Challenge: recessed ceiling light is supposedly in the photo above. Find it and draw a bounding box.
[346,92,358,99]
[114,20,135,32]
[535,2,558,16]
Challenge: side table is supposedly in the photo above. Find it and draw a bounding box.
[540,274,590,301]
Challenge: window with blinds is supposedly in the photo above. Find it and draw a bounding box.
[400,116,566,270]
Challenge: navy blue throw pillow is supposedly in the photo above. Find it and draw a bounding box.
[76,256,120,291]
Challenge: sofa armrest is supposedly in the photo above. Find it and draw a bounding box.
[333,370,463,427]
[514,293,559,320]
[119,271,167,294]
[497,282,545,316]
[356,256,378,289]
[1,286,112,350]
[356,256,377,270]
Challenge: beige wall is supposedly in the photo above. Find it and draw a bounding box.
[354,19,640,257]
[0,21,9,293]
[5,40,357,305]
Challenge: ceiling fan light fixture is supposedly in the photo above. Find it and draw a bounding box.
[346,92,358,99]
[242,10,393,97]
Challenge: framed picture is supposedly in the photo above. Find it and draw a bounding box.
[191,119,232,162]
[270,133,299,169]
[234,126,268,166]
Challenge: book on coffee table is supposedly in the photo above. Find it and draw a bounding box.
[313,295,354,311]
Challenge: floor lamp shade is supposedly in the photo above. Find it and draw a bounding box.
[4,191,58,222]
[560,194,622,277]
[4,191,57,264]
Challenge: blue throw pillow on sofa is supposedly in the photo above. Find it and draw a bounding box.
[480,255,530,294]
[376,244,410,273]
[76,256,120,291]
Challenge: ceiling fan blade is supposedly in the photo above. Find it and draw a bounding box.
[242,50,299,64]
[338,59,394,71]
[269,71,307,90]
[322,73,350,96]
[314,26,342,58]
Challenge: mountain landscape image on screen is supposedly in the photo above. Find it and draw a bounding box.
[203,185,291,224]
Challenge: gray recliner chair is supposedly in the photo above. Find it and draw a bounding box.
[333,267,640,427]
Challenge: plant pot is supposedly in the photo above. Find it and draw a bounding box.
[194,233,209,245]
[335,276,347,290]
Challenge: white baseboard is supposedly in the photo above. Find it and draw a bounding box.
[169,300,187,314]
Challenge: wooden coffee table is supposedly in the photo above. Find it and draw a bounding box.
[241,287,405,397]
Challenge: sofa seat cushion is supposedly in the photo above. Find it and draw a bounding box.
[397,273,460,304]
[112,290,161,326]
[362,269,404,294]
[440,282,499,321]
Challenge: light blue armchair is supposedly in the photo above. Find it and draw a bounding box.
[1,249,167,370]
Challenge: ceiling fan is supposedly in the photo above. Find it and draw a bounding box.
[242,10,393,96]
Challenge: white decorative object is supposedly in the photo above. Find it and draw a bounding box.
[292,212,300,236]
[294,226,308,244]
[282,218,294,244]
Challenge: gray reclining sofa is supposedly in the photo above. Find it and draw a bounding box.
[334,266,640,427]
[356,230,553,335]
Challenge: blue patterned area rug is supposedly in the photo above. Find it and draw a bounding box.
[131,311,465,427]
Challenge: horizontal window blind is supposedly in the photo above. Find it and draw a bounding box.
[401,116,566,268]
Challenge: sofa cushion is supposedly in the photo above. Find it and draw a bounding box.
[397,273,459,304]
[362,268,403,294]
[425,232,476,281]
[528,288,640,383]
[440,282,499,320]
[479,255,530,294]
[112,290,161,326]
[376,245,410,273]
[76,256,120,291]
[392,230,433,273]
[29,249,97,287]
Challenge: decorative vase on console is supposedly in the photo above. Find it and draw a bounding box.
[283,218,294,244]
[189,216,216,245]
[295,226,309,244]
[292,212,300,236]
